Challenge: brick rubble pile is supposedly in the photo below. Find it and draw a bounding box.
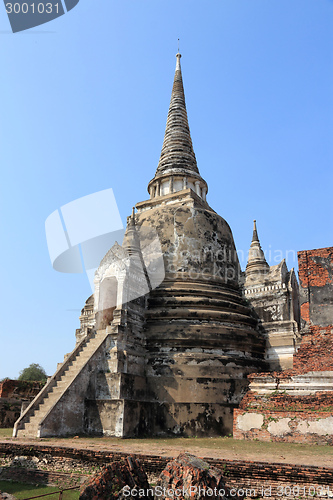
[79,456,150,500]
[155,452,227,500]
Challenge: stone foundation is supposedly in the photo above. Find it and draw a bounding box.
[234,409,333,445]
[233,372,333,444]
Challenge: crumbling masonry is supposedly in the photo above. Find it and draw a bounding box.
[234,246,333,444]
[14,54,330,440]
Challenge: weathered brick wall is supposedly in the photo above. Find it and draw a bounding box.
[1,443,333,497]
[296,247,333,373]
[239,387,333,412]
[0,399,21,428]
[0,379,45,428]
[233,247,333,445]
[293,325,333,372]
[0,379,44,399]
[233,391,333,445]
[233,372,333,444]
[298,247,333,314]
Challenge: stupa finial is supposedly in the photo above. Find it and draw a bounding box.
[154,51,199,178]
[147,51,208,201]
[246,219,270,278]
[176,50,181,70]
[252,219,259,242]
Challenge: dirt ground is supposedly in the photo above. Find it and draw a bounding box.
[1,435,332,469]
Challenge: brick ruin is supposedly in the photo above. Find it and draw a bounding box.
[295,247,333,372]
[0,380,44,428]
[12,53,332,442]
[234,246,333,444]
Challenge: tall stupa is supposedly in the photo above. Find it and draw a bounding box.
[14,53,269,438]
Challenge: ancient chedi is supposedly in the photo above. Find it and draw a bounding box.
[14,53,299,439]
[244,220,300,371]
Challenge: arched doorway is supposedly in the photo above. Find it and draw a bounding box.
[96,276,118,329]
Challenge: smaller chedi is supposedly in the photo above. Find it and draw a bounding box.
[244,220,300,371]
[14,53,301,439]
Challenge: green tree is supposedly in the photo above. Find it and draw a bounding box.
[18,363,47,382]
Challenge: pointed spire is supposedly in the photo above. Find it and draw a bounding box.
[245,220,270,279]
[156,52,199,177]
[252,219,259,242]
[123,210,140,256]
[147,52,208,201]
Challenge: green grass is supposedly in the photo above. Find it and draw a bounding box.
[46,434,333,460]
[1,429,332,462]
[59,436,333,455]
[0,428,13,438]
[0,481,79,499]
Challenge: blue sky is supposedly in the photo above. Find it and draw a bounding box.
[0,0,332,380]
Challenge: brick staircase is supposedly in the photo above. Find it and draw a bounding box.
[14,329,108,438]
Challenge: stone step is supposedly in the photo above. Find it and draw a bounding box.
[17,332,107,436]
[33,404,53,415]
[54,381,70,389]
[79,347,100,356]
[29,403,55,420]
[62,362,87,374]
[75,354,92,362]
[46,388,63,397]
[43,393,58,402]
[21,429,38,437]
[36,402,53,411]
[37,401,55,410]
[38,396,60,406]
[21,423,38,432]
[76,349,95,358]
[55,377,73,384]
[23,420,38,427]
